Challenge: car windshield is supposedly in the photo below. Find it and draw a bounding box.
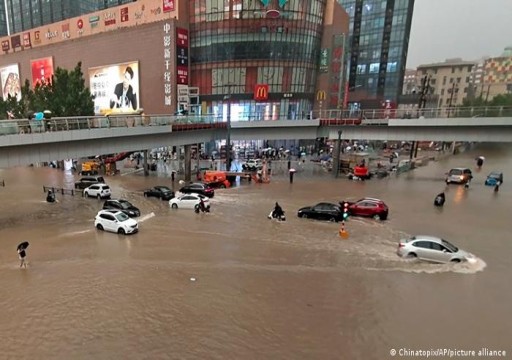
[489,173,501,179]
[450,169,462,175]
[119,201,133,209]
[114,212,130,222]
[158,187,171,192]
[441,239,458,252]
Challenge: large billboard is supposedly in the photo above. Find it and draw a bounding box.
[0,64,21,100]
[31,57,54,88]
[89,61,140,115]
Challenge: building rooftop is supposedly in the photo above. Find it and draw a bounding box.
[417,58,476,69]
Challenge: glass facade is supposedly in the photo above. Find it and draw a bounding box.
[189,0,327,121]
[3,0,133,35]
[339,0,414,103]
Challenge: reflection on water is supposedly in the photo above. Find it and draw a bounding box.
[0,143,511,359]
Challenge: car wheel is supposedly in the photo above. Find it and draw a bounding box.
[96,224,104,231]
[407,252,417,259]
[143,193,147,197]
[171,203,178,209]
[220,184,226,189]
[451,258,461,263]
[446,180,450,184]
[97,194,101,199]
[301,213,308,218]
[329,217,337,222]
[118,228,126,235]
[84,192,89,197]
[373,214,381,221]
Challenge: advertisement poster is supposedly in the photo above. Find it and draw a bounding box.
[31,57,54,88]
[0,64,21,100]
[89,61,140,115]
[163,0,175,12]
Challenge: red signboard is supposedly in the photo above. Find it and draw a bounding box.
[23,33,31,47]
[121,7,129,22]
[1,40,10,52]
[254,84,269,101]
[176,28,189,47]
[11,35,21,49]
[31,57,54,88]
[177,66,188,85]
[163,0,175,12]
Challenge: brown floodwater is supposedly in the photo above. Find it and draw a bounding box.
[0,144,510,359]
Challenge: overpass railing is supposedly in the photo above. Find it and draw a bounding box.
[0,106,511,136]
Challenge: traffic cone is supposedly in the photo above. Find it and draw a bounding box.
[339,221,349,239]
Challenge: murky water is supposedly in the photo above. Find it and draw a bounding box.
[0,144,511,359]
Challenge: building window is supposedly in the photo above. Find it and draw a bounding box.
[369,63,379,73]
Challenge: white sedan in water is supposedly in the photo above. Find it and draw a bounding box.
[169,193,210,210]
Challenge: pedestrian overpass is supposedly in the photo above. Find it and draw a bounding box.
[0,106,511,168]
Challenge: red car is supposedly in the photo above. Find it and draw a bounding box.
[340,197,389,220]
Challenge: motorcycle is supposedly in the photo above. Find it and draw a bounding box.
[268,209,286,221]
[194,203,210,213]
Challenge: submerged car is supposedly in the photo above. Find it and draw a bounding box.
[103,199,140,217]
[143,186,175,200]
[341,197,389,220]
[169,193,210,210]
[297,202,343,222]
[485,171,503,186]
[397,235,472,263]
[445,168,473,184]
[83,184,112,199]
[94,210,138,235]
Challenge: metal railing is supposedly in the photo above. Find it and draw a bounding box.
[0,106,511,136]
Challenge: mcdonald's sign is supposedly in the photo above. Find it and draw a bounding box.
[316,90,326,101]
[254,84,269,101]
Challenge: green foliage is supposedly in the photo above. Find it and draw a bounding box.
[0,62,94,119]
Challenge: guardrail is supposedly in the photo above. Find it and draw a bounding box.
[43,186,81,196]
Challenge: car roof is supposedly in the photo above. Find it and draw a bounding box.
[98,209,122,215]
[450,167,471,171]
[358,197,384,203]
[410,235,443,242]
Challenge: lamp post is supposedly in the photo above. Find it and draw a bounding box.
[335,130,342,178]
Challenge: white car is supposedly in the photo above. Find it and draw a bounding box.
[169,193,210,209]
[84,183,112,199]
[94,210,138,235]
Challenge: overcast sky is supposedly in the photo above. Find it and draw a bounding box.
[406,0,512,68]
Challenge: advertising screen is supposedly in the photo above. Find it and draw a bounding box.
[0,64,21,100]
[31,57,54,88]
[89,61,140,115]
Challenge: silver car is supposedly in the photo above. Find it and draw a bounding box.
[397,235,472,263]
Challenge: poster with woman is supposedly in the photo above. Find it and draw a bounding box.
[0,64,22,101]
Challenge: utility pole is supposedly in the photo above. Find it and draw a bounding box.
[335,130,342,178]
[410,74,431,160]
[224,90,232,172]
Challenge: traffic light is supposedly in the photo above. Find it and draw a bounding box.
[343,202,350,220]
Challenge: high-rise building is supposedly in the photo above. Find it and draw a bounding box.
[480,47,512,101]
[0,0,135,36]
[338,0,415,107]
[417,58,475,108]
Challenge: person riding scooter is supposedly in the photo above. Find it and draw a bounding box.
[195,198,210,213]
[434,192,445,207]
[46,189,56,203]
[268,202,286,221]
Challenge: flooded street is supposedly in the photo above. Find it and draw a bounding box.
[0,144,511,359]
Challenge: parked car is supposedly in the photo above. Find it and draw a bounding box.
[169,193,210,210]
[297,202,343,222]
[83,184,112,199]
[445,168,473,184]
[242,159,263,171]
[485,171,503,186]
[103,199,140,217]
[341,197,389,220]
[74,176,105,189]
[143,186,175,200]
[94,210,138,235]
[179,183,215,198]
[397,235,472,263]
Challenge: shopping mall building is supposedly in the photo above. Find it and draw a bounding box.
[0,0,348,123]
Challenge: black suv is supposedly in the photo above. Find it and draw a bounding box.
[179,183,215,198]
[143,186,175,200]
[74,176,105,189]
[103,199,140,217]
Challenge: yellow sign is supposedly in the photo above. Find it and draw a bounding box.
[316,90,326,101]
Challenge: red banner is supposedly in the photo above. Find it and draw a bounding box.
[31,57,54,88]
[176,28,188,47]
[163,0,175,12]
[254,84,269,101]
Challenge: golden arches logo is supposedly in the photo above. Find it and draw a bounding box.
[316,90,326,101]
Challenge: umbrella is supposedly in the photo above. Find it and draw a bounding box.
[17,241,29,251]
[479,156,486,160]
